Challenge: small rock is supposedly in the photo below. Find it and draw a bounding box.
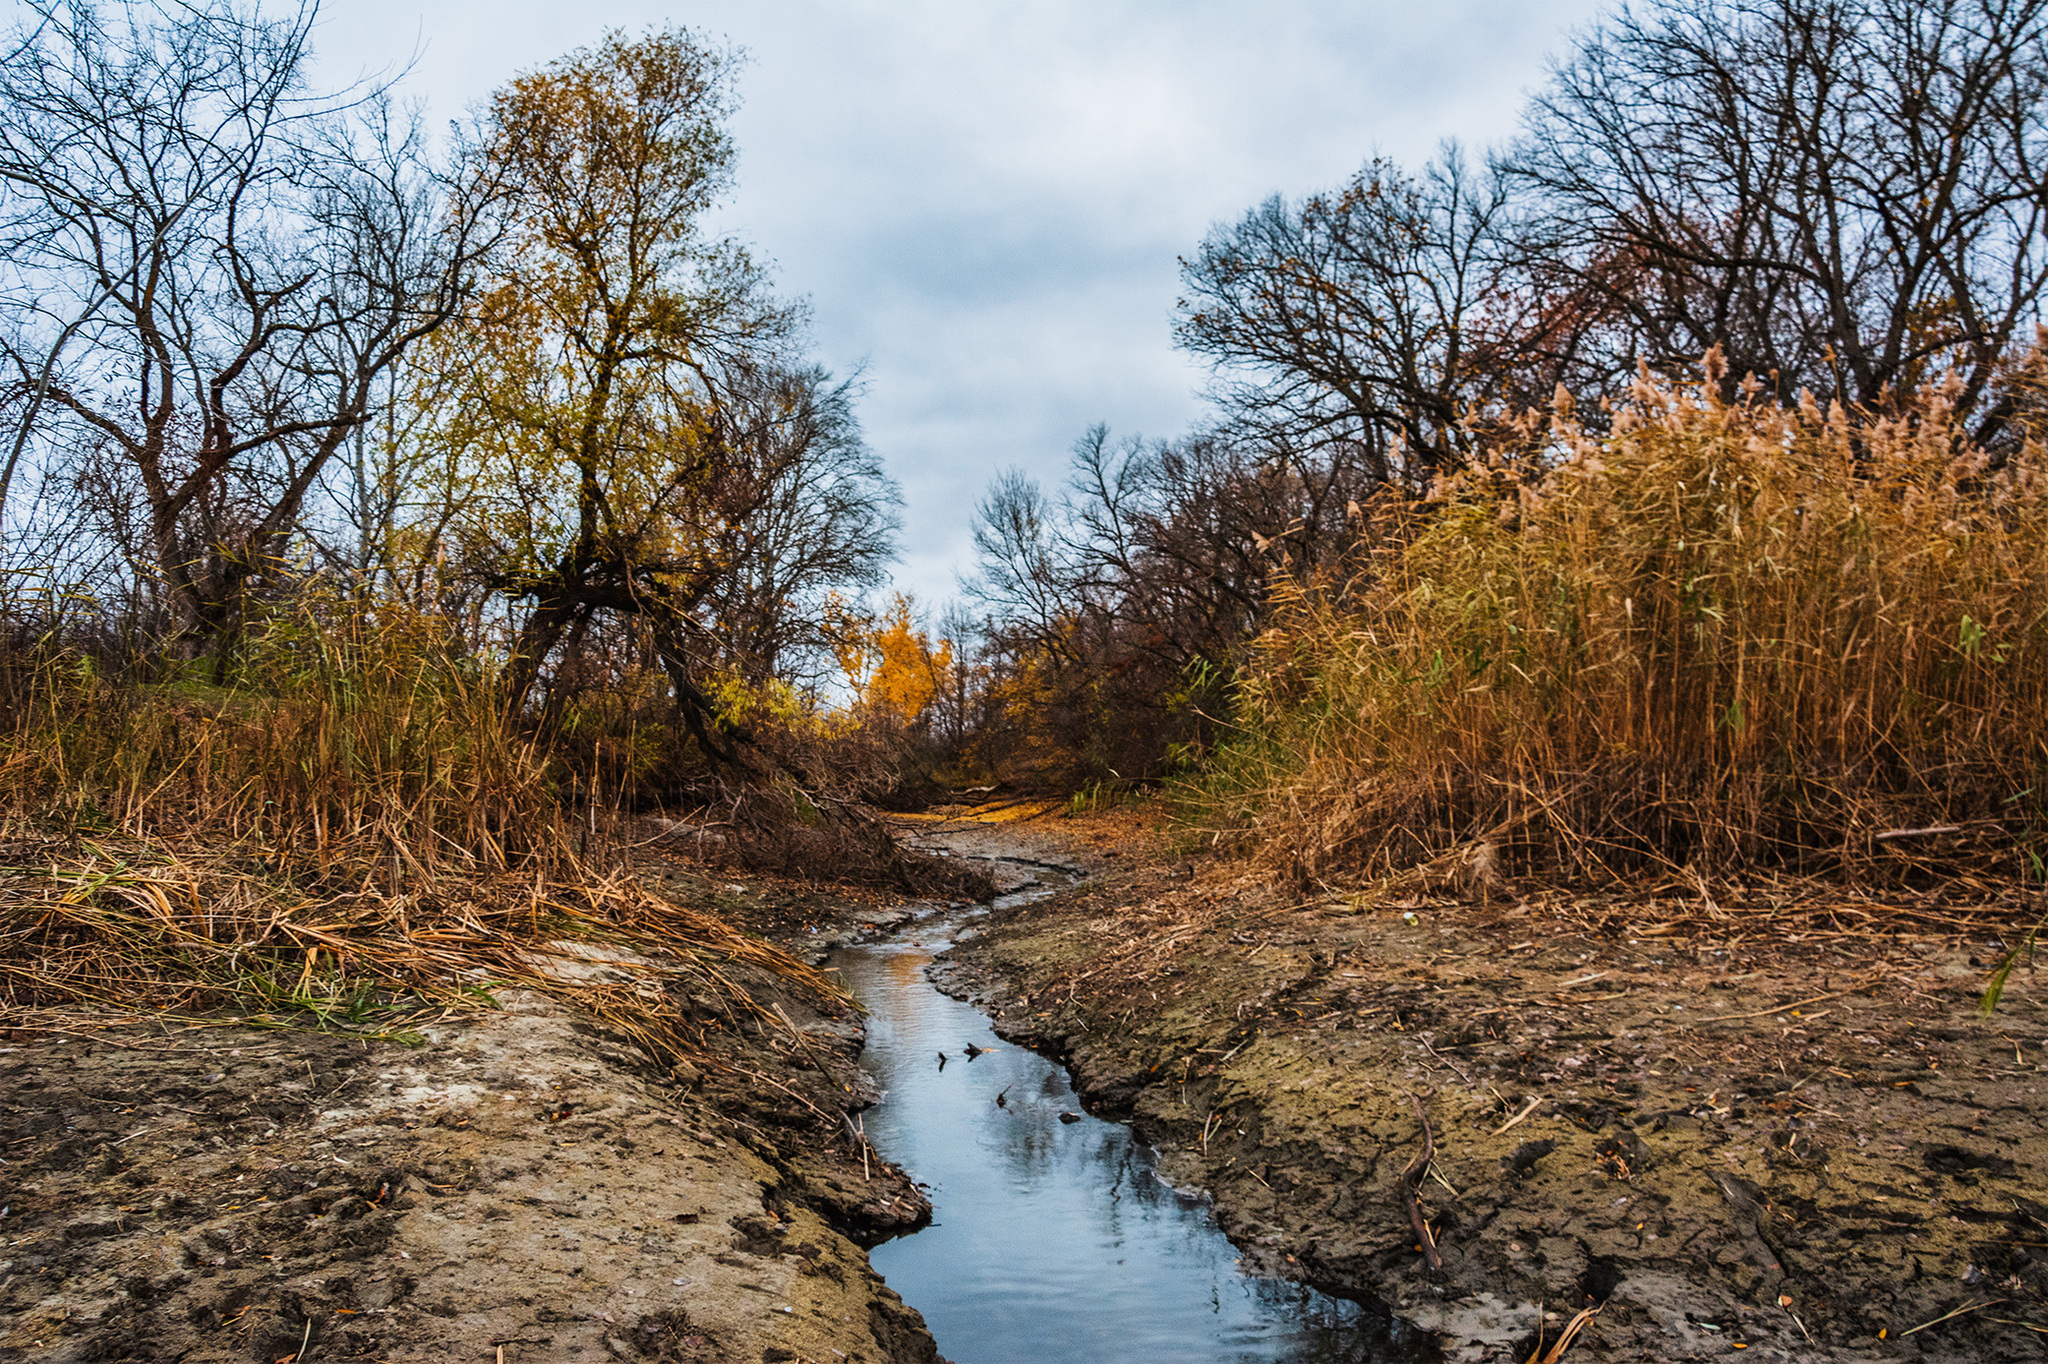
[63,1214,125,1240]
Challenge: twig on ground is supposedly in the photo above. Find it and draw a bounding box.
[1421,1036,1474,1085]
[1494,1095,1543,1135]
[721,1061,836,1127]
[1984,1316,2048,1334]
[1716,982,1869,1021]
[1899,1298,2008,1337]
[771,1002,841,1088]
[1399,1091,1444,1272]
[1525,1305,1599,1364]
[838,1113,875,1180]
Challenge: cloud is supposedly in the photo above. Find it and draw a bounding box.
[313,0,1607,608]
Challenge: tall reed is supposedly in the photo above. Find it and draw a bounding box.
[1195,360,2048,886]
[0,592,570,872]
[0,591,937,1035]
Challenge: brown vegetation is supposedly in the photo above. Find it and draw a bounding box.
[1194,360,2048,890]
[0,589,988,1039]
[0,8,966,1044]
[960,0,2048,917]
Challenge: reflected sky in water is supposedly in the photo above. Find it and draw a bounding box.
[834,905,1414,1364]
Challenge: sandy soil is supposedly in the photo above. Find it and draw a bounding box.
[934,802,2048,1363]
[0,870,943,1364]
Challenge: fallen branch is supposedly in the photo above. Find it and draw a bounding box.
[1399,1092,1444,1272]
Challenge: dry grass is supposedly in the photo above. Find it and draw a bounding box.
[0,831,842,1059]
[0,595,849,1053]
[1194,356,2048,893]
[0,595,576,872]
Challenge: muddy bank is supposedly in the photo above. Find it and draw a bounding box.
[0,870,944,1364]
[938,820,2048,1363]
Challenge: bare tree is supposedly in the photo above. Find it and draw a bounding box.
[0,0,496,656]
[1511,0,2048,426]
[966,467,1074,662]
[1174,149,1517,489]
[704,367,900,684]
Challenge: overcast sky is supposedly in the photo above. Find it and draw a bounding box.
[314,1,1606,609]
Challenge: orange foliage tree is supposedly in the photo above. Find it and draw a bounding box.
[834,594,954,725]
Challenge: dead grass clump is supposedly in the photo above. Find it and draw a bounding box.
[672,781,993,900]
[1195,356,2048,890]
[670,677,997,899]
[0,831,841,1059]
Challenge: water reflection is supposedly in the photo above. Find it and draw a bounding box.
[832,896,1422,1364]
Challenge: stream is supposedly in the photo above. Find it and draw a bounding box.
[828,864,1411,1364]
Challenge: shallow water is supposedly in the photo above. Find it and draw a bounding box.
[831,881,1413,1364]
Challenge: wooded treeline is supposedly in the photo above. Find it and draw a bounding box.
[0,3,961,876]
[958,0,2048,884]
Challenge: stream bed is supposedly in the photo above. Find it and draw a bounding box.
[829,877,1411,1364]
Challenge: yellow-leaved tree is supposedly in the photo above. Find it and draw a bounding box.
[834,594,954,726]
[418,26,795,762]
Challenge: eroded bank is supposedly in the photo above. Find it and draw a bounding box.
[0,872,941,1364]
[928,810,2048,1364]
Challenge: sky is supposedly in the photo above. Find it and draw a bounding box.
[312,1,1607,609]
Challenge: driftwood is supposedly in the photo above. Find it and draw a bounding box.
[1399,1092,1445,1272]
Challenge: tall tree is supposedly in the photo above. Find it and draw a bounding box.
[1174,150,1516,489]
[1511,0,2048,427]
[436,26,804,758]
[701,367,899,685]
